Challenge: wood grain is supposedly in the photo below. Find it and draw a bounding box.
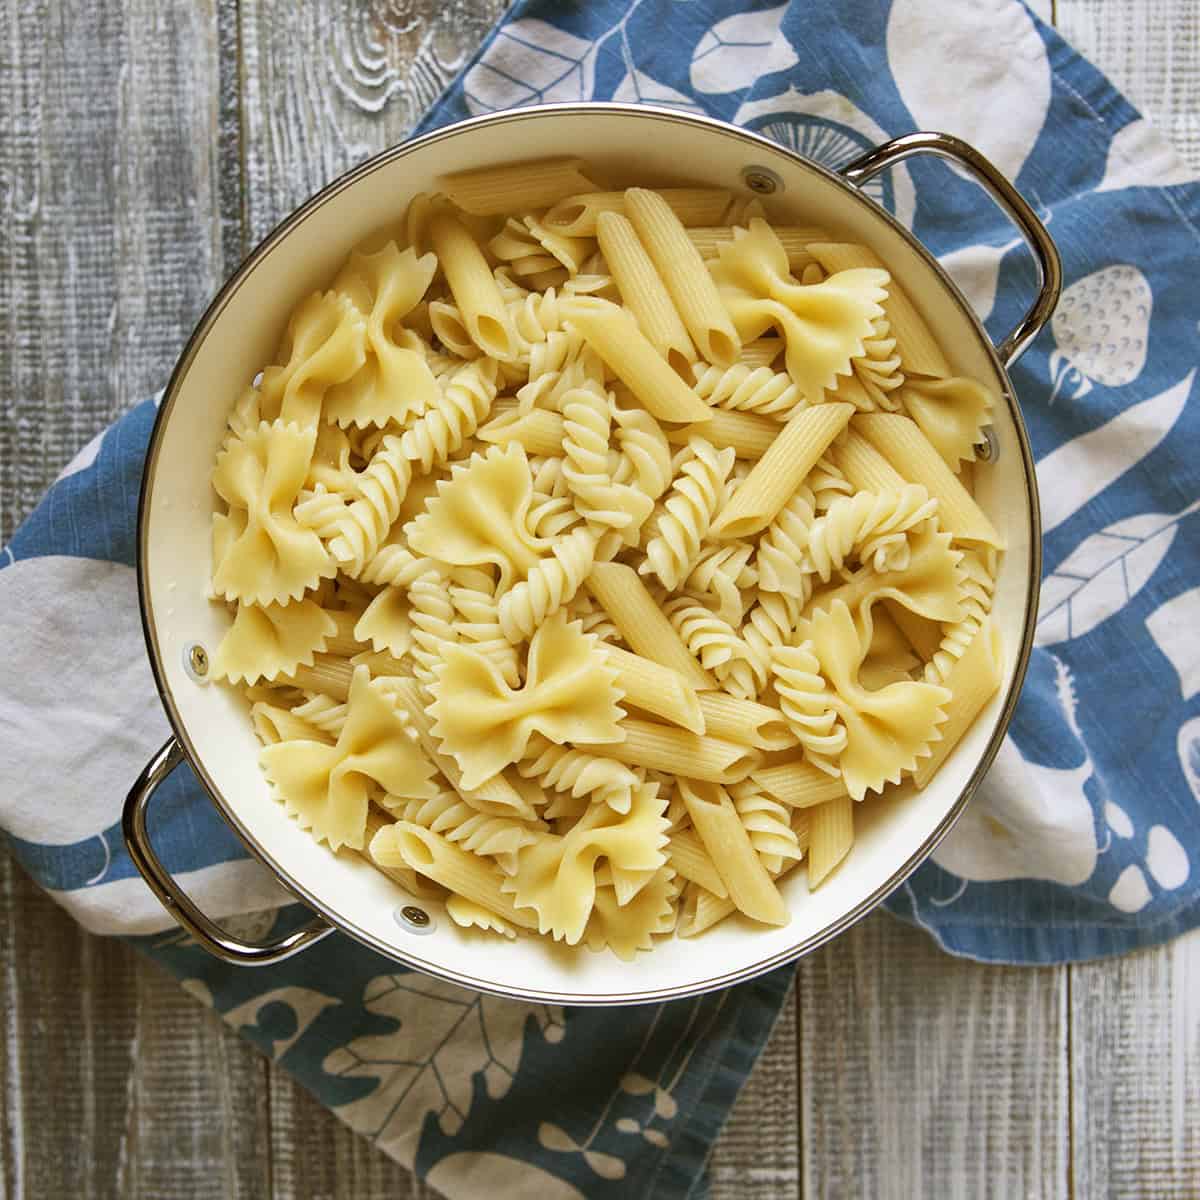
[797,914,1069,1199]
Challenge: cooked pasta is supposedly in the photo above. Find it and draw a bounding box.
[208,165,1010,953]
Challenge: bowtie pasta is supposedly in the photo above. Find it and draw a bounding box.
[209,157,1006,958]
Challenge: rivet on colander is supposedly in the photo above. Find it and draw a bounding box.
[741,165,783,196]
[184,642,209,682]
[396,904,436,935]
[975,425,999,463]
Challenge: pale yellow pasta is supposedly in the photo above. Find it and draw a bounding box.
[543,187,732,236]
[685,225,832,271]
[678,780,787,925]
[430,210,519,361]
[561,296,713,423]
[711,402,854,538]
[855,413,1004,547]
[371,823,540,929]
[604,645,705,734]
[913,620,1003,788]
[666,408,782,461]
[586,561,715,691]
[667,828,728,898]
[696,692,798,751]
[596,210,696,372]
[437,156,597,216]
[806,794,854,888]
[752,760,849,809]
[624,187,741,365]
[808,242,951,378]
[591,718,761,783]
[211,172,1011,957]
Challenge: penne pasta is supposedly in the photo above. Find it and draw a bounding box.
[561,296,713,423]
[711,402,854,537]
[696,692,798,751]
[855,413,1004,547]
[678,780,788,924]
[679,858,804,937]
[283,654,354,701]
[807,794,854,888]
[832,426,908,494]
[543,187,733,236]
[668,828,728,898]
[625,187,741,365]
[753,760,849,808]
[686,225,833,271]
[437,156,597,216]
[737,337,785,370]
[597,210,696,373]
[363,806,442,898]
[586,561,715,691]
[370,823,540,929]
[430,210,519,361]
[913,621,1003,787]
[605,645,705,734]
[808,242,951,378]
[591,719,761,783]
[478,407,567,457]
[666,408,781,460]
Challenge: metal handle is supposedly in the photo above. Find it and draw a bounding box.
[123,737,334,965]
[840,130,1062,366]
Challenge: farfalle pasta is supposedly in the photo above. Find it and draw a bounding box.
[209,162,1008,955]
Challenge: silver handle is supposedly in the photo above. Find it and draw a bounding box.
[123,737,334,965]
[840,130,1062,366]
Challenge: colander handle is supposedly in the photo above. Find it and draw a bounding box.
[839,130,1062,367]
[123,736,334,965]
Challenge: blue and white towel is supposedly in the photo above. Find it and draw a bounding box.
[2,1,1198,1195]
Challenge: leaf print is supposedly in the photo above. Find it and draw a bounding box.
[1145,825,1189,890]
[1037,368,1195,534]
[931,737,1097,885]
[653,1087,678,1119]
[643,1129,670,1148]
[886,0,1051,183]
[1147,586,1200,701]
[328,974,561,1164]
[539,1122,581,1153]
[225,986,340,1061]
[689,5,795,95]
[1097,118,1199,194]
[937,235,1023,323]
[616,1118,640,1134]
[1049,265,1151,401]
[461,19,600,114]
[1108,864,1152,913]
[1179,716,1200,806]
[734,86,916,227]
[1035,498,1200,646]
[620,1072,656,1094]
[582,1150,627,1180]
[611,68,705,112]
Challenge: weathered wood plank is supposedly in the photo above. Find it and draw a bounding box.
[267,1061,435,1200]
[239,0,508,243]
[1070,932,1200,1199]
[797,913,1069,1199]
[1056,0,1200,171]
[708,981,800,1200]
[0,2,269,1198]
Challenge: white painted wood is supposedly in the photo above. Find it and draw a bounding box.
[1057,0,1200,170]
[1070,931,1200,1198]
[797,914,1070,1199]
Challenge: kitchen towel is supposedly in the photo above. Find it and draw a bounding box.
[2,1,1199,1196]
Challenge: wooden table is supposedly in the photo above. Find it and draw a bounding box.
[1,2,1196,1196]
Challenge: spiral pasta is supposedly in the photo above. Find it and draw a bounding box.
[924,546,998,685]
[801,486,939,581]
[664,596,764,700]
[691,362,801,417]
[498,526,599,643]
[639,438,736,590]
[402,790,542,876]
[408,570,456,691]
[768,642,848,775]
[451,581,522,688]
[400,358,499,473]
[518,734,641,814]
[728,779,803,875]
